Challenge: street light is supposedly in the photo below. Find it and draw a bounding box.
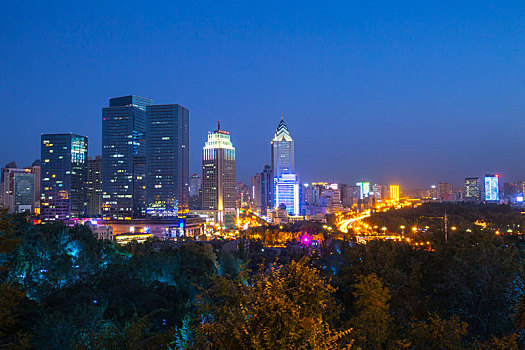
[400,225,405,237]
[381,227,387,234]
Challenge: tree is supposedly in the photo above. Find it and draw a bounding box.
[402,314,467,350]
[350,273,392,350]
[192,260,352,349]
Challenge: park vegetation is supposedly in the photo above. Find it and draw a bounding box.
[1,203,525,349]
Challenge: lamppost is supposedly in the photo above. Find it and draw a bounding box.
[400,225,405,238]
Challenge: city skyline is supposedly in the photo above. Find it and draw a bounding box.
[2,1,525,188]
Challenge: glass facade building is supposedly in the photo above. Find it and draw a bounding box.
[274,173,300,216]
[41,133,88,221]
[102,95,151,220]
[145,104,189,217]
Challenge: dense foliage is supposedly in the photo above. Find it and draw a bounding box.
[1,203,525,349]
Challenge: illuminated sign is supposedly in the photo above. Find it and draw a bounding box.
[484,174,499,201]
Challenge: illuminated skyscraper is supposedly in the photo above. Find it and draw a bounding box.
[102,95,151,220]
[271,115,294,177]
[41,133,88,221]
[464,177,480,202]
[389,185,400,201]
[274,173,300,216]
[202,122,236,212]
[484,174,499,202]
[145,104,189,217]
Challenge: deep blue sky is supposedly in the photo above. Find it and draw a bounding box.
[1,1,525,188]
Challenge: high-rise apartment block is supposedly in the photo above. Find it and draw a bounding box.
[41,133,88,221]
[145,104,189,217]
[102,95,151,220]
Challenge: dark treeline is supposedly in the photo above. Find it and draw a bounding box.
[1,203,525,349]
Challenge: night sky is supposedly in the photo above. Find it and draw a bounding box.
[2,1,525,188]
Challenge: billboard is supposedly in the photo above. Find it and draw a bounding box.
[484,174,499,201]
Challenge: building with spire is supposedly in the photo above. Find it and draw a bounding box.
[271,114,295,177]
[202,121,237,225]
[271,115,300,216]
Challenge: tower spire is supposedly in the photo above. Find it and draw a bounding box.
[218,120,221,131]
[281,113,283,121]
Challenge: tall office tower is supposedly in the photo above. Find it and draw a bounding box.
[389,185,400,201]
[202,122,236,212]
[437,183,453,201]
[102,95,151,220]
[251,164,274,215]
[274,173,300,216]
[41,134,88,221]
[271,115,295,178]
[484,174,499,202]
[464,177,480,202]
[87,155,102,216]
[356,181,370,200]
[145,104,189,217]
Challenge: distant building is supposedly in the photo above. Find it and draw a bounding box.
[87,156,102,216]
[13,172,35,213]
[102,95,152,220]
[201,122,237,213]
[252,165,273,215]
[236,182,250,208]
[189,174,201,198]
[323,184,343,213]
[389,185,400,201]
[464,177,480,202]
[189,174,202,209]
[41,133,88,221]
[145,104,189,217]
[437,183,453,201]
[484,174,499,202]
[25,159,41,212]
[356,181,370,200]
